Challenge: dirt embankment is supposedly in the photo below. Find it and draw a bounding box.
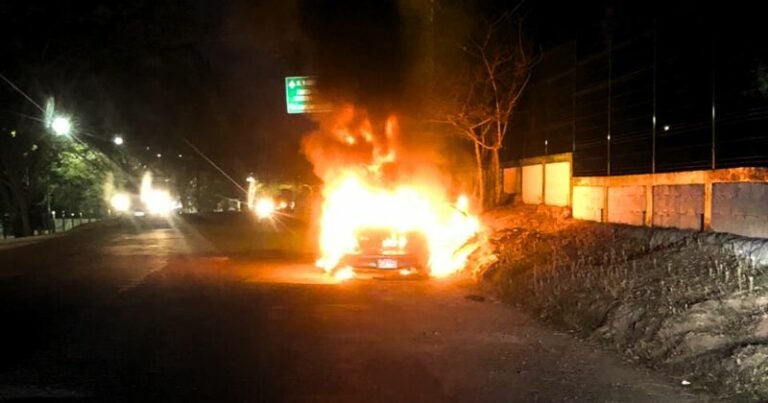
[471,205,768,401]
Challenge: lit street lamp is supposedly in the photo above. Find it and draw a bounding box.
[51,116,72,136]
[113,135,124,145]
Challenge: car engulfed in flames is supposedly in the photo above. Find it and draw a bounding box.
[315,174,480,281]
[304,106,482,281]
[338,228,429,277]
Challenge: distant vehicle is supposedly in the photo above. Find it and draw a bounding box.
[274,189,295,213]
[336,228,430,277]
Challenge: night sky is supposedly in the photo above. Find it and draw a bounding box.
[2,1,308,182]
[3,1,762,184]
[0,1,573,181]
[0,1,425,181]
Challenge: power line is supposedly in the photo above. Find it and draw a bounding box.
[181,137,246,194]
[0,72,44,112]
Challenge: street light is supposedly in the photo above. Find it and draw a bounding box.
[50,115,71,136]
[110,193,131,213]
[113,135,124,145]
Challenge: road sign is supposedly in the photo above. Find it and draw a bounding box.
[285,76,328,114]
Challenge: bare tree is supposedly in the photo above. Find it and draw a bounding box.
[437,10,536,208]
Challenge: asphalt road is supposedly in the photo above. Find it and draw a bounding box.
[0,217,708,402]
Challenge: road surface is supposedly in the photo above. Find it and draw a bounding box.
[0,217,709,402]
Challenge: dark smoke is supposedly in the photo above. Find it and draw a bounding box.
[299,0,408,116]
[297,1,476,195]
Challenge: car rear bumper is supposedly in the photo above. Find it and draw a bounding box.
[340,253,425,271]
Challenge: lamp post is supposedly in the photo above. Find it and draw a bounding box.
[50,115,72,136]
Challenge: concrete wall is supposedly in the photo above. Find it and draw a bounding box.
[513,153,573,207]
[544,162,571,207]
[712,183,768,238]
[569,167,768,238]
[522,165,543,204]
[607,186,646,225]
[503,167,521,194]
[652,185,705,230]
[572,186,604,222]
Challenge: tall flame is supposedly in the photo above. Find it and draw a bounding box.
[304,106,480,277]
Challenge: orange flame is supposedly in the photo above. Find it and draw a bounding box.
[333,266,356,282]
[304,106,480,278]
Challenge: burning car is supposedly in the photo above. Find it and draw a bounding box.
[315,175,481,281]
[334,228,430,277]
[306,107,482,281]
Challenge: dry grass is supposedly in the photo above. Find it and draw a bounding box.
[472,206,768,400]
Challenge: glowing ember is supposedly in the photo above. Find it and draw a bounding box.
[305,106,481,278]
[334,266,356,282]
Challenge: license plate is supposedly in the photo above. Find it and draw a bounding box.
[377,258,398,269]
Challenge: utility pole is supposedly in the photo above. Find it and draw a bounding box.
[652,20,657,174]
[711,33,717,170]
[607,37,612,176]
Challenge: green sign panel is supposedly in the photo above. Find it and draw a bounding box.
[285,76,328,114]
